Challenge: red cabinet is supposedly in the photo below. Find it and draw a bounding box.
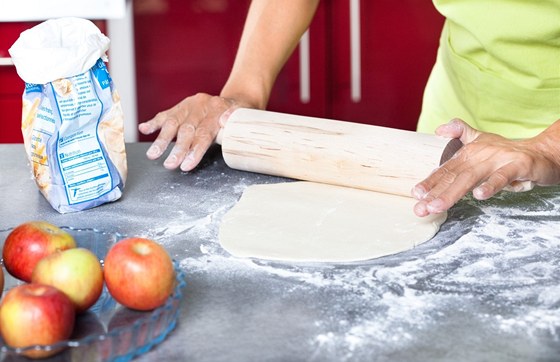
[0,1,444,143]
[134,0,444,141]
[0,68,24,143]
[0,23,34,143]
[328,0,444,130]
[0,21,108,143]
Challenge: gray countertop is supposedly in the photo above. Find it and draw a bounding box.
[1,143,559,362]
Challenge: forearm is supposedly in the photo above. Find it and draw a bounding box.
[220,0,320,109]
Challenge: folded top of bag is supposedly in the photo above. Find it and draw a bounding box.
[9,17,110,84]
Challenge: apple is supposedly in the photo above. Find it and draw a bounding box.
[32,248,104,313]
[3,221,76,282]
[104,237,175,311]
[0,283,75,359]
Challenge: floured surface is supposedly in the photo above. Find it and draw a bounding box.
[219,182,447,262]
[3,144,560,362]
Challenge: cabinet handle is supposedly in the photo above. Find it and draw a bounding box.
[0,57,14,66]
[299,29,311,104]
[350,0,361,102]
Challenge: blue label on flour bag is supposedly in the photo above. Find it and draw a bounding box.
[50,63,115,206]
[92,58,111,90]
[25,83,42,93]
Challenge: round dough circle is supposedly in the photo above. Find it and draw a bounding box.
[219,182,447,263]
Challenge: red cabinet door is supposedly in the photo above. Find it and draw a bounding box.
[0,70,24,143]
[328,0,444,130]
[0,22,35,143]
[266,1,328,119]
[0,21,107,143]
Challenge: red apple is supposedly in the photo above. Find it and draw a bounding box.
[32,248,104,313]
[0,283,75,359]
[3,221,76,282]
[104,237,175,311]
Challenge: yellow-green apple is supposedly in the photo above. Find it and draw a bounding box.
[104,237,175,311]
[32,248,104,313]
[3,221,76,282]
[0,283,75,359]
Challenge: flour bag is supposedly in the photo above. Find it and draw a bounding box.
[9,18,127,213]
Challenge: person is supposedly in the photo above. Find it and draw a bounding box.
[138,0,560,217]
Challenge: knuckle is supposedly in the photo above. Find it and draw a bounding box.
[165,117,180,129]
[183,123,196,131]
[195,128,214,143]
[208,96,225,108]
[155,110,180,128]
[439,167,458,185]
[515,153,534,168]
[193,92,209,102]
[177,123,196,138]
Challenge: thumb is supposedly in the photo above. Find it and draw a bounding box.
[218,105,241,128]
[435,118,481,144]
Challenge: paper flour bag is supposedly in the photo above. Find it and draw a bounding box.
[9,18,127,213]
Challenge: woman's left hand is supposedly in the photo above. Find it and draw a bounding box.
[412,118,560,216]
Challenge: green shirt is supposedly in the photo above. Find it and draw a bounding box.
[418,0,560,138]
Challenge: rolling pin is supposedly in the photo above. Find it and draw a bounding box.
[217,108,462,197]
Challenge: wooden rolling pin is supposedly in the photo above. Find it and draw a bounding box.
[217,108,462,197]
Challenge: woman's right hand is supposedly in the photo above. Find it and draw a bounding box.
[138,93,243,172]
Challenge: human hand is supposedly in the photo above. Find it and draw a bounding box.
[412,119,560,216]
[138,93,242,171]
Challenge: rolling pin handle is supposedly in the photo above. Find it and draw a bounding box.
[439,138,463,165]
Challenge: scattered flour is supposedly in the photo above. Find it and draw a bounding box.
[152,177,560,360]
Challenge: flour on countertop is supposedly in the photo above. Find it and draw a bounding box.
[149,177,560,361]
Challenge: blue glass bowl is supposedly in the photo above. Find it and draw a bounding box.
[0,226,186,361]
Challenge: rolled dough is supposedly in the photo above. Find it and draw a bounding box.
[218,182,447,263]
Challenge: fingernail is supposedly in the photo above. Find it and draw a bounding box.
[472,186,485,199]
[413,202,429,217]
[412,185,426,199]
[180,150,196,171]
[427,199,445,213]
[139,123,154,134]
[164,154,177,167]
[147,145,161,158]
